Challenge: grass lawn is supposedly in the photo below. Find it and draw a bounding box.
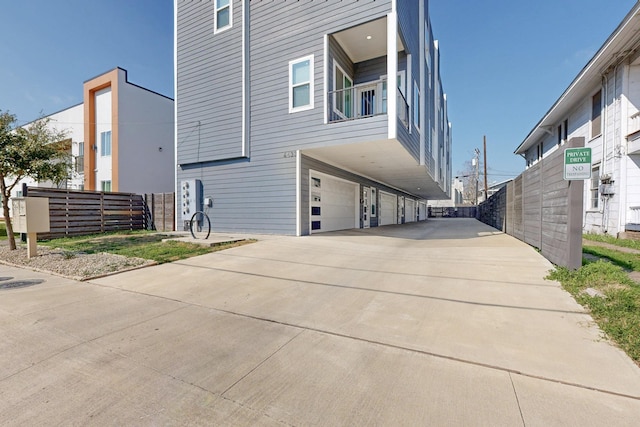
[0,221,6,240]
[582,246,640,272]
[584,233,640,251]
[547,235,640,365]
[40,231,254,264]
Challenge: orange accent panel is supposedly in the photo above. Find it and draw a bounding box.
[83,69,120,191]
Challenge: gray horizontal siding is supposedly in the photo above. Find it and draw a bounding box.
[177,0,244,164]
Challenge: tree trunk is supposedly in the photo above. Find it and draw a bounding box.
[0,181,16,250]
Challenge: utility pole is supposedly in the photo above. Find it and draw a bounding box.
[473,148,480,205]
[483,135,488,201]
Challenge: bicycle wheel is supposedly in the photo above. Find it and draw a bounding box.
[189,211,211,240]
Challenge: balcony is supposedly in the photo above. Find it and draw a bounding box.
[327,79,409,128]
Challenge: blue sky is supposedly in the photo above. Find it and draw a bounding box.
[1,0,637,182]
[429,0,637,180]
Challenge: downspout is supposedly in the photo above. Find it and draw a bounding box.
[618,62,630,234]
[601,72,608,231]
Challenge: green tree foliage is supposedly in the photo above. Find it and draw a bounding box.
[0,110,70,250]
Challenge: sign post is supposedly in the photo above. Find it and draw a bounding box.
[564,147,592,180]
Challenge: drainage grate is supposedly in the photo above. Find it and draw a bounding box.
[0,279,45,290]
[0,277,14,282]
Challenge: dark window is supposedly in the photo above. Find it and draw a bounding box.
[311,221,321,230]
[311,207,321,216]
[592,90,602,137]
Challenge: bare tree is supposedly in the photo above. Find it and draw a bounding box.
[0,111,70,250]
[456,159,486,205]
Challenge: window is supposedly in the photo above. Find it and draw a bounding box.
[413,82,420,131]
[289,56,314,112]
[563,119,568,142]
[397,70,406,96]
[333,61,353,118]
[371,188,377,217]
[590,165,600,209]
[75,142,84,173]
[557,124,563,146]
[214,0,232,33]
[101,180,112,192]
[100,131,112,157]
[591,90,602,137]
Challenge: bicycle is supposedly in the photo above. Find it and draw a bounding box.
[189,210,211,240]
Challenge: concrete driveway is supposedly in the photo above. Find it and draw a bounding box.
[1,218,639,425]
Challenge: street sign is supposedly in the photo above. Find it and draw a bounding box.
[564,147,592,180]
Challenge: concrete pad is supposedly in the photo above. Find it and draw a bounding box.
[512,374,640,426]
[0,342,283,426]
[0,311,81,380]
[224,329,524,425]
[162,235,246,247]
[92,304,301,393]
[16,288,181,341]
[4,219,640,424]
[94,228,640,397]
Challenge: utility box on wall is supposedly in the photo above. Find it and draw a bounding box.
[180,179,202,226]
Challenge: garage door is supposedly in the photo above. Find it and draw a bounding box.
[405,199,416,222]
[380,191,397,226]
[310,171,358,233]
[419,202,427,220]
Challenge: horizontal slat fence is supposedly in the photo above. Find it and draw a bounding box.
[26,187,147,239]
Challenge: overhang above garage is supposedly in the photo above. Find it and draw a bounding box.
[302,139,447,200]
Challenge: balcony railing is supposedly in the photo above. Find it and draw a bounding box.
[328,79,410,130]
[629,111,640,136]
[397,89,409,129]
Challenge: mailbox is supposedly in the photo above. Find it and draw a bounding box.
[11,197,49,259]
[12,197,50,233]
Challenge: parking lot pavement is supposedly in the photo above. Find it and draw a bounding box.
[1,219,639,425]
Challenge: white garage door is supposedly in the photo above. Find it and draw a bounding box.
[380,191,397,226]
[310,171,358,233]
[419,202,427,220]
[405,199,417,222]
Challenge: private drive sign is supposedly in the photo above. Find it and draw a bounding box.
[564,147,592,180]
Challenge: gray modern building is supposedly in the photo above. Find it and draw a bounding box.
[175,0,452,235]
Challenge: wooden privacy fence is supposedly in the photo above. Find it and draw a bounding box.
[26,187,148,239]
[477,137,584,270]
[144,192,175,232]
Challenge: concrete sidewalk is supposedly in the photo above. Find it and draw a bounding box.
[1,219,639,425]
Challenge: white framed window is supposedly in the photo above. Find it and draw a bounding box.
[289,55,314,113]
[333,60,353,118]
[413,82,420,132]
[100,131,112,157]
[214,0,232,34]
[101,180,112,192]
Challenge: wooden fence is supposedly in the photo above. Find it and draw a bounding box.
[26,187,148,239]
[477,137,584,270]
[144,192,175,232]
